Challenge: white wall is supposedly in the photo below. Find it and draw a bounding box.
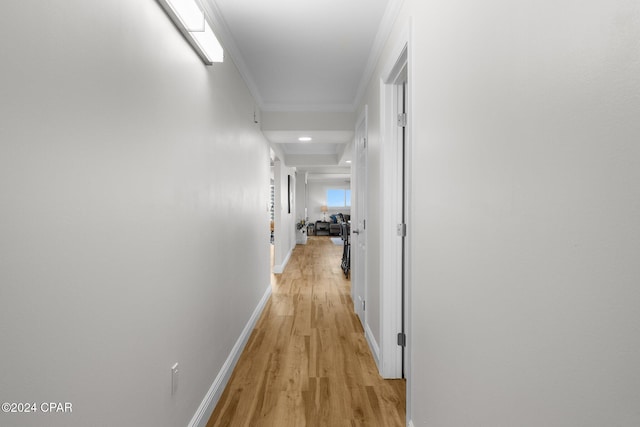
[307,181,352,223]
[361,0,640,425]
[295,172,306,224]
[273,160,296,271]
[0,2,270,427]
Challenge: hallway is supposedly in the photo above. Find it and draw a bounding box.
[3,2,639,426]
[207,237,405,426]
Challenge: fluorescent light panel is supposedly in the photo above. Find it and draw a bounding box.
[191,22,224,63]
[163,0,204,31]
[158,0,223,65]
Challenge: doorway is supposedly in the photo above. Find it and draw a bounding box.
[352,107,368,325]
[380,39,410,381]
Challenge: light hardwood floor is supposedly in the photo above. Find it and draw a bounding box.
[206,236,405,427]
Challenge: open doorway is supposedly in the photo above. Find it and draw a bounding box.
[269,153,275,270]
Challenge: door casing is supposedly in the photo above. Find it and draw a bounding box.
[352,106,368,327]
[380,32,411,382]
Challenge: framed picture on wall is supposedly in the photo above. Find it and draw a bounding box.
[287,174,292,214]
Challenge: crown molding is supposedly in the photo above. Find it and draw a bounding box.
[200,0,265,108]
[353,0,405,108]
[202,0,404,114]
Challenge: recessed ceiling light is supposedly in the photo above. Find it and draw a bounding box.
[298,137,312,142]
[346,160,352,164]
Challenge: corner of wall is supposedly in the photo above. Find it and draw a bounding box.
[364,322,381,369]
[272,247,292,274]
[188,284,272,427]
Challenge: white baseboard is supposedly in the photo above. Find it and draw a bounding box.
[272,248,292,274]
[364,321,381,369]
[188,284,272,427]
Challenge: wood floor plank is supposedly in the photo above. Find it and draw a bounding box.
[206,236,405,427]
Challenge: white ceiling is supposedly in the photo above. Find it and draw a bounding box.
[263,130,353,168]
[203,0,397,175]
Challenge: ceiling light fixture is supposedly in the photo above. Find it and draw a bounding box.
[298,137,312,142]
[157,0,224,65]
[346,160,352,164]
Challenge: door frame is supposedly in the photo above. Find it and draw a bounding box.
[352,106,368,327]
[380,24,412,382]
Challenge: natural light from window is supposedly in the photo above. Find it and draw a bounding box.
[327,189,351,208]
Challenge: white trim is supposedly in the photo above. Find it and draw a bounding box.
[353,0,406,109]
[199,0,264,107]
[204,0,405,112]
[379,61,404,380]
[379,21,410,380]
[404,19,415,424]
[352,106,368,323]
[408,421,415,427]
[364,321,380,367]
[272,248,292,274]
[188,284,272,427]
[382,35,409,85]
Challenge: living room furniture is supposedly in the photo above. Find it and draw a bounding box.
[328,213,351,236]
[321,205,328,221]
[315,221,330,236]
[296,227,307,245]
[329,222,342,236]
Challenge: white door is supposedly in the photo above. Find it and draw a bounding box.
[399,79,408,378]
[353,109,367,324]
[380,43,409,379]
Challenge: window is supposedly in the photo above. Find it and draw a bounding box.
[327,189,351,208]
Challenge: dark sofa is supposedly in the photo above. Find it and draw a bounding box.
[328,213,350,236]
